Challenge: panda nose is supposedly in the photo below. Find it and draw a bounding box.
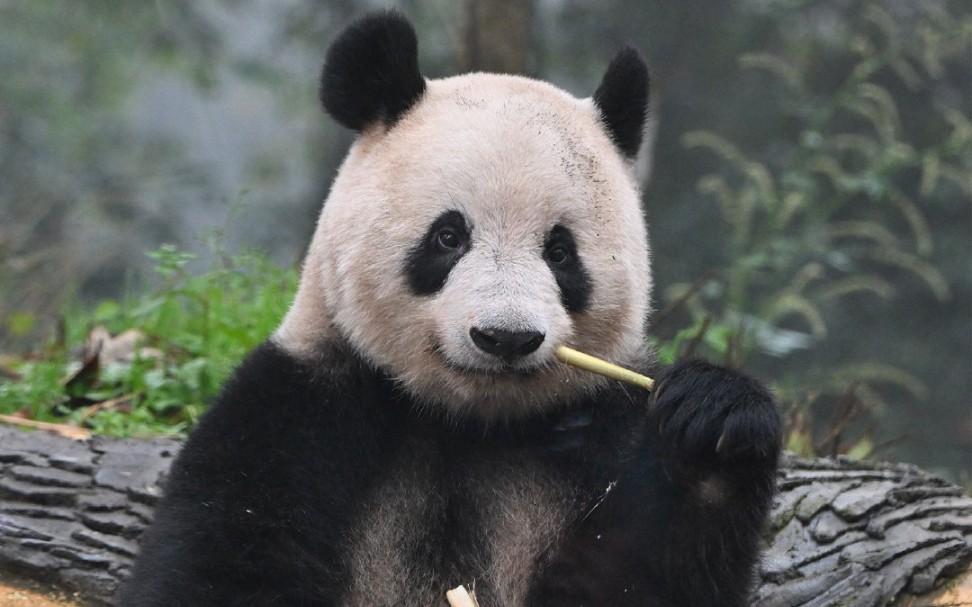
[469,327,545,361]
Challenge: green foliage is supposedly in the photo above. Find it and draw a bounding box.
[0,246,297,436]
[653,2,971,457]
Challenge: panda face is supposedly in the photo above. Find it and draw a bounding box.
[276,73,651,419]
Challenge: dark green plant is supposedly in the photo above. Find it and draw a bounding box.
[0,245,297,436]
[654,2,970,458]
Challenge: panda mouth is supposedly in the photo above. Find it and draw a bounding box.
[452,362,544,378]
[430,345,547,378]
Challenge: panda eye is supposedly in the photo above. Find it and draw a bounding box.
[406,210,470,296]
[545,244,570,265]
[435,227,462,251]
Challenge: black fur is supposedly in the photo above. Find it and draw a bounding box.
[545,224,592,314]
[121,342,781,606]
[118,341,405,605]
[405,210,471,295]
[320,11,426,131]
[530,360,781,605]
[593,46,650,158]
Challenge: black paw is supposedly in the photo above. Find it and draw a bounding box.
[647,360,781,466]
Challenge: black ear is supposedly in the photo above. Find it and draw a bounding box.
[320,11,426,131]
[593,47,650,159]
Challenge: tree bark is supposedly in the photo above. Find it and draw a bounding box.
[757,453,972,607]
[0,426,969,606]
[459,0,534,74]
[0,426,176,604]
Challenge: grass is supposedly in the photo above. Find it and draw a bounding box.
[0,245,298,437]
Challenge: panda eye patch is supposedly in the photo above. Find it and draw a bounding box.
[405,210,471,296]
[544,225,592,314]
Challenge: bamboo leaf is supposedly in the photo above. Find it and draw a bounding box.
[767,294,827,338]
[830,134,879,158]
[789,262,825,295]
[871,248,951,301]
[697,175,734,213]
[842,86,897,140]
[889,191,934,256]
[739,53,802,89]
[937,165,972,195]
[682,131,744,164]
[919,153,941,197]
[744,161,778,208]
[889,56,921,90]
[849,53,881,83]
[864,4,899,46]
[858,82,901,136]
[776,192,805,232]
[804,155,846,188]
[817,275,896,301]
[825,221,899,249]
[943,108,972,149]
[831,363,928,401]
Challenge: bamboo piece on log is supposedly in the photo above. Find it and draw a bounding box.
[446,584,481,607]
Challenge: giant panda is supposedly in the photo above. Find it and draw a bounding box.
[120,11,781,607]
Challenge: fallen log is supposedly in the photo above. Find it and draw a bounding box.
[0,425,968,606]
[757,455,972,606]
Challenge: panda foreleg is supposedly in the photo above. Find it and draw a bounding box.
[634,358,783,605]
[529,359,781,606]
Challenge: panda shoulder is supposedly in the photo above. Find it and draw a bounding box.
[181,341,385,461]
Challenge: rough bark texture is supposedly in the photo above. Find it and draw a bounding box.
[0,426,969,606]
[0,427,176,604]
[757,453,972,606]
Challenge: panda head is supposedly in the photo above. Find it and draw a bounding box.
[276,11,652,420]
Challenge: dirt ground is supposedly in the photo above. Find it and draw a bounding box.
[0,568,968,607]
[895,568,972,606]
[0,573,79,607]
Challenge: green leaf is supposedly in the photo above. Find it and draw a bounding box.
[844,437,874,460]
[6,312,37,337]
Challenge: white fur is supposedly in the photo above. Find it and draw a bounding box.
[275,73,651,419]
[344,439,575,607]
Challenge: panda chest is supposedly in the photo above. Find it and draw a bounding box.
[343,439,576,606]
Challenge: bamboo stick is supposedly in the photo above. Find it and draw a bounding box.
[446,585,480,607]
[554,345,655,391]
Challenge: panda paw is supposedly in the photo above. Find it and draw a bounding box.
[647,360,781,469]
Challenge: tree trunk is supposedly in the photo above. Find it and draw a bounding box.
[0,425,969,606]
[459,0,534,74]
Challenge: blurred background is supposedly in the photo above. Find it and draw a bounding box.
[0,0,969,482]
